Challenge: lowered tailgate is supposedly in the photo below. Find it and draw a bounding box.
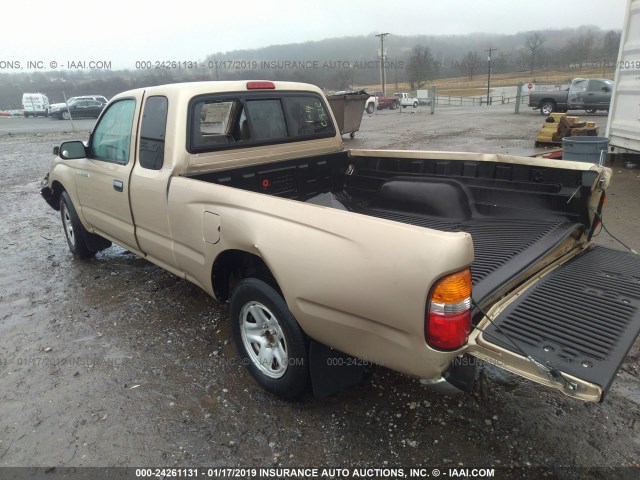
[468,246,640,402]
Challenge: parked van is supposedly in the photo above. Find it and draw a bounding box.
[22,93,49,117]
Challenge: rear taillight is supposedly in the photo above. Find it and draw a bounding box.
[426,268,472,350]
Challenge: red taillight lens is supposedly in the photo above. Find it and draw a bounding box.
[426,269,472,350]
[246,81,275,90]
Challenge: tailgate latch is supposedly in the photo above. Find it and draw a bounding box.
[527,355,579,394]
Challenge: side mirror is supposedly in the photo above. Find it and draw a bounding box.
[53,146,59,155]
[59,140,86,160]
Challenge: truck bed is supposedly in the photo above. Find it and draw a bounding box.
[189,150,595,307]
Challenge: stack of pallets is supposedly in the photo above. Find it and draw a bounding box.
[535,113,599,145]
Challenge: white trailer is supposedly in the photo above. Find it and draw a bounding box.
[417,89,431,105]
[606,0,640,164]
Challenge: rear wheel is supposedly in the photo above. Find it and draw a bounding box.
[413,102,418,108]
[390,100,399,110]
[230,278,309,399]
[585,108,597,114]
[366,103,375,114]
[62,111,70,120]
[540,101,555,116]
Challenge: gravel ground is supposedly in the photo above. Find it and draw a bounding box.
[0,105,638,479]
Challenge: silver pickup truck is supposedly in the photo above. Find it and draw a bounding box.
[41,80,640,402]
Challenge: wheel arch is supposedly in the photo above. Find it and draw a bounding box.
[211,249,282,301]
[539,98,557,107]
[49,180,65,210]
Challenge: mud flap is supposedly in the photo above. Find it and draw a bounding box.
[468,246,640,402]
[309,341,366,398]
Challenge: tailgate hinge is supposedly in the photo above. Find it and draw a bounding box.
[527,355,579,394]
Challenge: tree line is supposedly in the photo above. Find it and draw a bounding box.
[0,26,622,109]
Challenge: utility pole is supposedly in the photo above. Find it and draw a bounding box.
[375,33,390,97]
[485,47,497,106]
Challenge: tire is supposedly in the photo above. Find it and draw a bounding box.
[24,112,30,118]
[540,101,555,116]
[413,102,418,108]
[62,110,70,120]
[59,191,95,258]
[585,108,597,114]
[366,103,375,114]
[230,278,309,398]
[390,101,399,110]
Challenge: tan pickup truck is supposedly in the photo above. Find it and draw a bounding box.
[41,80,640,402]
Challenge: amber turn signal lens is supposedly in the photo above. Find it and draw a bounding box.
[430,269,472,304]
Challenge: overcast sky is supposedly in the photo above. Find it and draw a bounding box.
[5,0,628,70]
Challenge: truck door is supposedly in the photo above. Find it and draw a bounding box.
[586,79,612,110]
[74,95,143,253]
[467,246,640,402]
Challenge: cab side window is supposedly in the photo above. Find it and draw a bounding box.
[90,99,136,164]
[588,80,608,92]
[139,96,168,170]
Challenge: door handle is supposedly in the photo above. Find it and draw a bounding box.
[113,179,123,192]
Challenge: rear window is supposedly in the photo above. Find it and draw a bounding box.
[188,92,335,152]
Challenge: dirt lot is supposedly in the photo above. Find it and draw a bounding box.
[0,105,638,479]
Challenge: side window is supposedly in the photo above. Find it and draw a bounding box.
[588,80,606,92]
[245,99,287,141]
[283,96,332,137]
[90,99,136,164]
[139,96,168,170]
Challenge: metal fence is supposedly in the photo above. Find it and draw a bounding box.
[433,95,529,106]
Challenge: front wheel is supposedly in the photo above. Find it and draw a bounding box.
[62,111,71,120]
[413,102,418,108]
[230,278,309,398]
[585,108,597,114]
[60,191,94,258]
[390,101,399,110]
[366,103,375,114]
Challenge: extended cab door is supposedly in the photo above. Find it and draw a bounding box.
[74,95,143,252]
[467,246,640,402]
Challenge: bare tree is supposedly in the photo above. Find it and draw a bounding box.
[494,51,512,73]
[460,51,480,80]
[525,32,545,74]
[602,30,622,62]
[565,30,597,67]
[407,45,438,89]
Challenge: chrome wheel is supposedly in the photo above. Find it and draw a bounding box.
[239,301,288,379]
[62,111,70,120]
[61,202,75,248]
[540,102,554,116]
